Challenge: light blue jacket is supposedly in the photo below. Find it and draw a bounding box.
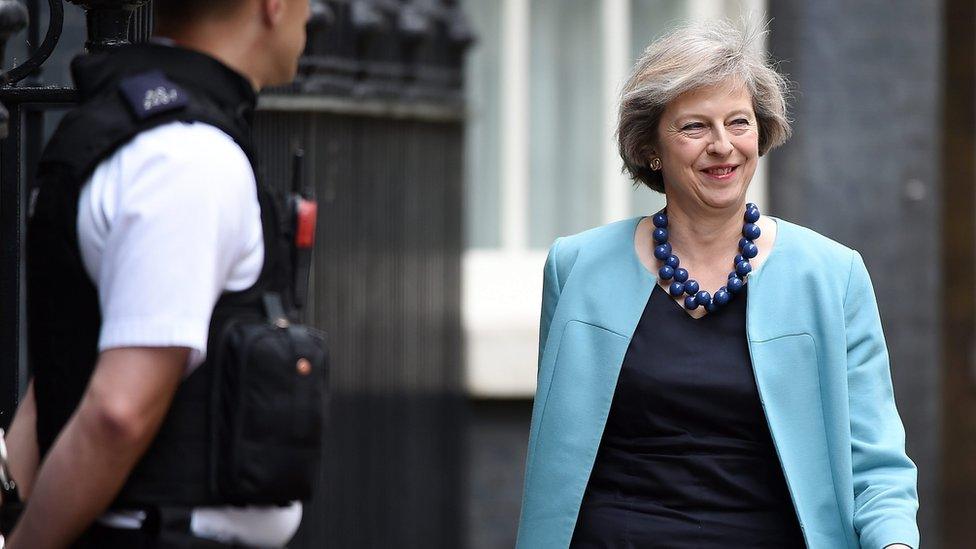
[516,217,919,549]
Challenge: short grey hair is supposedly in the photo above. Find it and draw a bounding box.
[618,19,792,193]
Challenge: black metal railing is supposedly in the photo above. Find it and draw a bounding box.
[0,0,152,428]
[295,0,473,101]
[0,1,470,546]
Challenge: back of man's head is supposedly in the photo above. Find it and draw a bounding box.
[150,0,310,90]
[153,0,243,34]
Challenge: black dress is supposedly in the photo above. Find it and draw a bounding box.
[571,285,805,548]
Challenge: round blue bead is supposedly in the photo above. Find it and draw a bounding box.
[706,300,719,313]
[729,271,738,279]
[746,202,757,211]
[659,265,675,280]
[665,254,680,269]
[744,207,760,223]
[738,237,749,251]
[684,295,698,310]
[684,279,700,295]
[742,242,759,259]
[674,268,689,283]
[742,223,761,240]
[696,290,711,306]
[734,254,744,266]
[714,288,731,305]
[652,212,668,228]
[735,260,752,276]
[653,227,669,243]
[727,276,744,293]
[654,243,672,260]
[669,282,685,296]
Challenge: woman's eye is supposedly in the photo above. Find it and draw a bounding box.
[681,123,706,131]
[730,118,750,126]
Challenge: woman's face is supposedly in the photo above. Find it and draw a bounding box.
[654,79,760,212]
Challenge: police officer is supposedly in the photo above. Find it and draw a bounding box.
[1,0,316,547]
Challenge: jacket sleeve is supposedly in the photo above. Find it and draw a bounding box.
[538,238,563,367]
[519,237,565,516]
[844,251,919,549]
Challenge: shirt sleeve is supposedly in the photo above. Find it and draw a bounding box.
[845,250,920,549]
[94,123,260,372]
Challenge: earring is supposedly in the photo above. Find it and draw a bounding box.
[650,157,662,171]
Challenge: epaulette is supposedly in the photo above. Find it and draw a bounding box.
[118,69,189,120]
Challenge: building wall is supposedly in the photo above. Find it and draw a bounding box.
[465,400,533,549]
[253,109,466,548]
[938,1,976,545]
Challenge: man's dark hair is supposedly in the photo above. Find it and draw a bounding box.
[153,0,242,31]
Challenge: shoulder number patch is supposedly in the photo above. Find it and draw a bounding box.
[118,70,189,120]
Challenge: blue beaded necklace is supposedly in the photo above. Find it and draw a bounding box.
[652,203,761,313]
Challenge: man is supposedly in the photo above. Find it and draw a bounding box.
[2,0,313,547]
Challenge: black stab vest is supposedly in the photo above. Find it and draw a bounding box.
[27,44,294,507]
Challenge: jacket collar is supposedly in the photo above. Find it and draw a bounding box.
[595,216,796,340]
[71,42,257,123]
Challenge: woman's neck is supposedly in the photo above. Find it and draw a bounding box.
[663,200,745,266]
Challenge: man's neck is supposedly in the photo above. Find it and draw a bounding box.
[156,31,264,91]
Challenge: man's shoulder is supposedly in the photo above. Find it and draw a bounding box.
[109,121,256,195]
[87,120,257,216]
[125,121,248,166]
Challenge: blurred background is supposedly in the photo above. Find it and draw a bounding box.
[0,0,972,547]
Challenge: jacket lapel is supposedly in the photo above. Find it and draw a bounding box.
[746,221,846,546]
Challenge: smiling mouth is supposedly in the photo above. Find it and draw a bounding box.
[700,165,738,179]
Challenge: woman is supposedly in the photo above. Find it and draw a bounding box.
[516,20,918,549]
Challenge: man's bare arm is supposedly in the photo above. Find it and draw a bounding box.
[6,347,187,549]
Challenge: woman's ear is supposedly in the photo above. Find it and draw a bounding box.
[645,148,660,165]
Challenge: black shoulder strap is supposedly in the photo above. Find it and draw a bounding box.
[37,70,249,188]
[117,70,190,121]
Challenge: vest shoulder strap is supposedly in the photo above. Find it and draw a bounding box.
[37,71,248,187]
[117,70,190,121]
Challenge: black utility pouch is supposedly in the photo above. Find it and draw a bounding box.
[0,501,22,537]
[212,295,329,505]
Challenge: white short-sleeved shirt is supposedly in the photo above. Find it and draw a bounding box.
[77,121,301,546]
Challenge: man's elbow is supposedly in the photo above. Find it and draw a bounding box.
[77,394,159,448]
[73,347,187,448]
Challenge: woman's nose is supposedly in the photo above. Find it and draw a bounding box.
[707,128,734,156]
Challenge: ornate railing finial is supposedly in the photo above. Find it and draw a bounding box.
[309,0,335,30]
[0,0,27,139]
[0,0,27,67]
[67,0,150,52]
